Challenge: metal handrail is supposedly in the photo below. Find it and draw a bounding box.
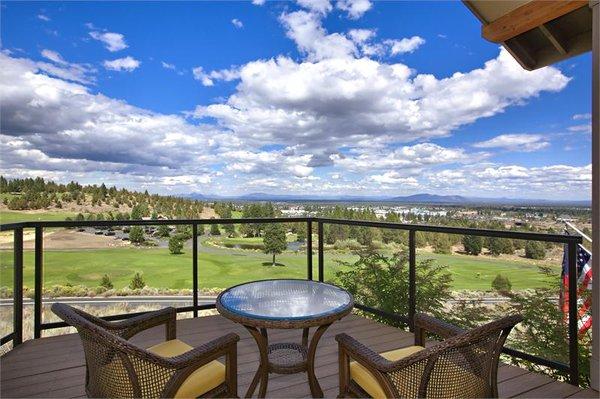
[0,216,583,385]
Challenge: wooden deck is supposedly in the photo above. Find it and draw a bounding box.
[1,314,598,398]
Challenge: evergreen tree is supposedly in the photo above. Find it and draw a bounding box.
[462,235,483,255]
[263,223,287,266]
[129,226,145,244]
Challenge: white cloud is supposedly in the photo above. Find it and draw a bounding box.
[573,113,591,120]
[103,56,140,72]
[192,66,240,86]
[385,36,426,55]
[473,133,550,152]
[89,31,128,52]
[297,0,332,14]
[370,171,418,186]
[280,10,356,61]
[231,18,244,29]
[252,0,266,5]
[568,124,591,133]
[37,49,96,84]
[37,14,50,22]
[161,61,176,70]
[194,48,569,149]
[336,0,372,19]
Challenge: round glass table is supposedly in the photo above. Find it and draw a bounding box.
[216,279,354,398]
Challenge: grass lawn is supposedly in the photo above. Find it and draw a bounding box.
[0,210,76,224]
[0,245,557,291]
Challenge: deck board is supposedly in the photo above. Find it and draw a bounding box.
[1,314,596,398]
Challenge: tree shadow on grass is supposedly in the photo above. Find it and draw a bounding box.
[261,262,286,267]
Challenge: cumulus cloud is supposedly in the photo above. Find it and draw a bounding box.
[336,0,372,19]
[252,0,266,5]
[193,48,569,149]
[231,18,243,28]
[103,56,140,72]
[35,49,97,85]
[385,36,426,55]
[89,31,128,52]
[280,10,356,61]
[0,52,219,187]
[297,0,333,14]
[192,66,239,86]
[473,134,550,152]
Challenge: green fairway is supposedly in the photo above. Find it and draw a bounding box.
[0,210,75,224]
[0,244,558,292]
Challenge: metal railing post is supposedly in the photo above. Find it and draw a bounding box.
[306,219,313,280]
[193,223,199,318]
[13,227,23,346]
[317,221,324,282]
[34,226,43,339]
[567,240,580,385]
[408,229,416,332]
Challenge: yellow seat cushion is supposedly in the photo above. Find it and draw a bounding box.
[148,339,225,398]
[350,345,425,399]
[350,345,487,398]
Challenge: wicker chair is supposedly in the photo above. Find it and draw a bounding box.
[52,303,239,398]
[336,313,523,398]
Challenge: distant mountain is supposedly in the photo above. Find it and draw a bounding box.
[389,194,468,204]
[185,192,590,207]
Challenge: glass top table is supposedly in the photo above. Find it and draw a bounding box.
[216,279,354,398]
[217,279,353,323]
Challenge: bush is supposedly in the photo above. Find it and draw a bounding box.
[129,272,146,290]
[129,226,145,244]
[462,235,483,255]
[210,224,221,236]
[157,224,171,238]
[491,274,512,292]
[169,235,184,254]
[335,249,453,327]
[432,235,452,254]
[525,241,546,260]
[100,274,113,289]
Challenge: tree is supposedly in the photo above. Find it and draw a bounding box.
[491,274,512,292]
[157,224,171,238]
[129,226,145,244]
[210,223,221,236]
[525,241,546,259]
[129,272,146,289]
[263,223,287,266]
[131,203,149,219]
[169,236,184,254]
[432,234,452,254]
[487,237,503,256]
[100,274,113,289]
[335,249,453,327]
[223,223,236,237]
[462,235,483,255]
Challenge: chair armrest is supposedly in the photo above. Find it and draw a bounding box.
[414,313,464,345]
[166,333,240,369]
[336,333,395,371]
[75,306,177,340]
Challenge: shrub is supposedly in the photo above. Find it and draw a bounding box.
[169,235,184,254]
[462,235,483,255]
[432,235,452,254]
[210,224,221,236]
[525,241,546,260]
[129,226,145,244]
[100,274,114,289]
[335,249,453,327]
[157,224,171,237]
[129,272,146,290]
[491,274,512,292]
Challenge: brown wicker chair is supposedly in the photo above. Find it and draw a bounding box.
[336,313,523,398]
[52,303,239,398]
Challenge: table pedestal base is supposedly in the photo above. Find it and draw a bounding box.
[244,324,332,398]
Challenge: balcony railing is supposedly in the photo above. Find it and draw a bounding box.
[0,217,583,385]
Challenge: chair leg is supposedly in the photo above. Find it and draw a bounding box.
[226,344,238,398]
[338,343,350,398]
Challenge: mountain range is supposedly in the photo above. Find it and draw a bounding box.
[186,192,590,207]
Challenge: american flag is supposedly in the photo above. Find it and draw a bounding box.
[560,244,593,335]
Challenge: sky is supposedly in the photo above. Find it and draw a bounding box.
[0,0,593,200]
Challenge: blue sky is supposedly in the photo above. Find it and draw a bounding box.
[0,0,592,199]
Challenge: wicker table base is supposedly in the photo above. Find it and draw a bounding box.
[244,324,331,398]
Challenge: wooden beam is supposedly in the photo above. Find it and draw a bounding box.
[482,0,587,43]
[538,24,567,54]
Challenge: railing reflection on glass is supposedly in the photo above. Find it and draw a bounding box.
[0,217,583,386]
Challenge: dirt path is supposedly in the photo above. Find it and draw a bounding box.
[0,229,129,250]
